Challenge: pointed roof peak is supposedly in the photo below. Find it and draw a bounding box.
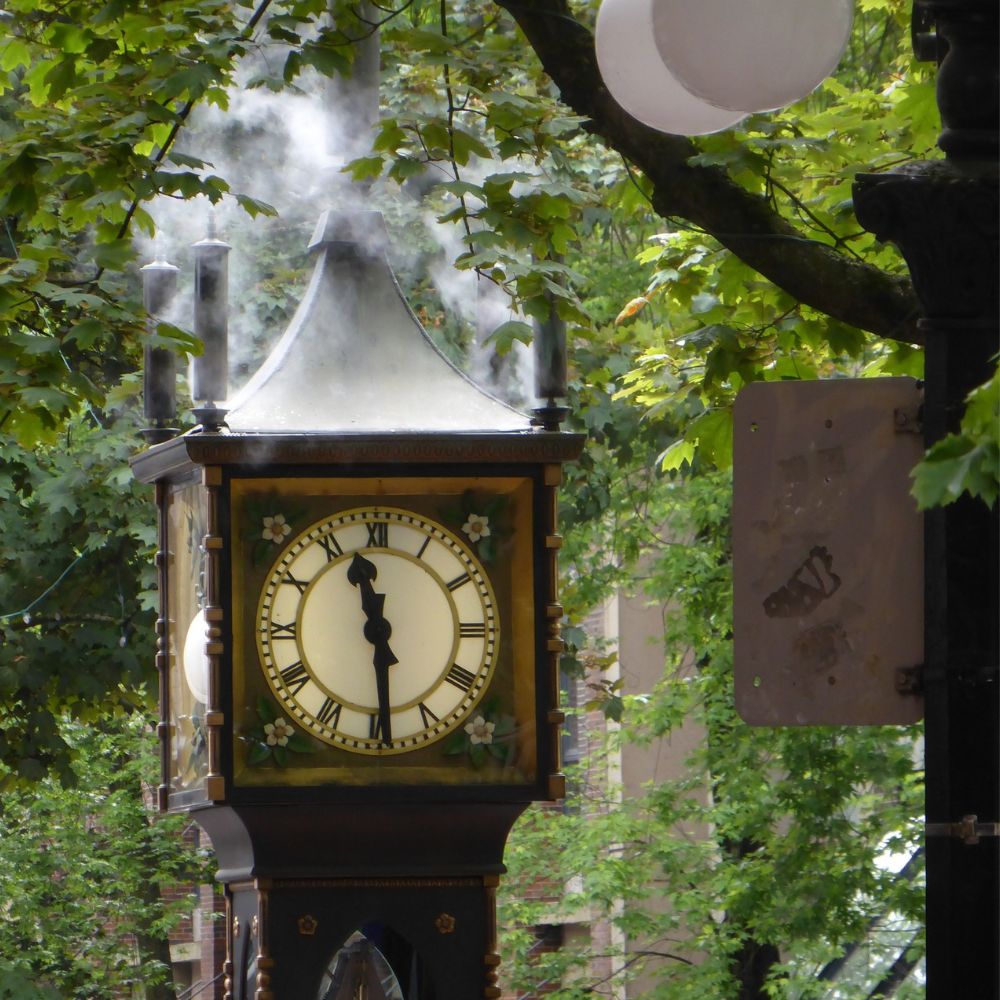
[224,210,531,435]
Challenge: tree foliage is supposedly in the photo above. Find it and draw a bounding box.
[501,473,924,998]
[0,408,155,786]
[0,0,994,488]
[0,714,212,998]
[0,0,974,994]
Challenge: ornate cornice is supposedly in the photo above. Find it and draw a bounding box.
[131,430,586,483]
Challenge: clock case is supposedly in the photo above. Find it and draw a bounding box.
[132,430,581,815]
[131,207,584,998]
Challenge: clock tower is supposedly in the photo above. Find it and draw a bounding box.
[131,209,582,999]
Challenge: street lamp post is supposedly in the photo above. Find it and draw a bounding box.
[854,2,999,996]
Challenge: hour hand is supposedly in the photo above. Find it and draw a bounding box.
[347,556,396,652]
[346,552,379,615]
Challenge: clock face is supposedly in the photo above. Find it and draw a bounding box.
[257,507,499,754]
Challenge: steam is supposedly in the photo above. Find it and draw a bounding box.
[137,50,376,393]
[425,208,533,407]
[136,22,536,409]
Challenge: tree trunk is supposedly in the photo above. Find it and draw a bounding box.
[732,937,783,1000]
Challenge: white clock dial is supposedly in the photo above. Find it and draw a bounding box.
[256,507,499,754]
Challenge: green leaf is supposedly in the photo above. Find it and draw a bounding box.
[387,156,426,182]
[43,59,78,101]
[485,320,533,355]
[893,78,940,138]
[247,742,272,765]
[18,386,71,413]
[235,194,278,219]
[404,29,452,55]
[285,734,316,754]
[0,38,32,72]
[0,961,62,999]
[257,697,278,723]
[343,155,384,182]
[659,438,696,471]
[92,239,136,270]
[160,64,219,101]
[300,41,350,77]
[912,436,999,509]
[66,318,105,348]
[912,368,1000,508]
[147,322,202,354]
[451,128,491,165]
[603,694,624,722]
[372,121,406,153]
[689,408,734,468]
[16,758,45,781]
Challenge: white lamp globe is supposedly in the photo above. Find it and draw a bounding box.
[595,0,746,136]
[652,0,854,113]
[182,609,211,706]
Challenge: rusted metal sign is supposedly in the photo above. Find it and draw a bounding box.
[733,377,924,726]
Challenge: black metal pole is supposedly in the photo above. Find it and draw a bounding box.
[853,1,999,996]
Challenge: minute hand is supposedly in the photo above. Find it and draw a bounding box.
[346,553,398,743]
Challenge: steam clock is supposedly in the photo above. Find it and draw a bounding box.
[131,210,582,999]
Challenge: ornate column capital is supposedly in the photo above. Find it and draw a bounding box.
[853,162,998,322]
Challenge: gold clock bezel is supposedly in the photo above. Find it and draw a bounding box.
[255,505,500,754]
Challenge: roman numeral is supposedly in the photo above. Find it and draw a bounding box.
[318,534,343,561]
[445,663,476,692]
[269,620,297,640]
[368,713,386,741]
[366,521,388,547]
[415,536,431,559]
[281,571,310,594]
[279,661,310,695]
[446,572,471,592]
[418,702,440,728]
[459,622,485,637]
[316,697,342,728]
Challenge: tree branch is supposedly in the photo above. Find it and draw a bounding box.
[493,0,923,345]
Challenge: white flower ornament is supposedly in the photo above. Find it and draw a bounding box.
[465,715,495,746]
[262,514,292,543]
[264,717,293,747]
[461,514,490,544]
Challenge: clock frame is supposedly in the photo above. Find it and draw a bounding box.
[231,471,539,792]
[132,433,581,811]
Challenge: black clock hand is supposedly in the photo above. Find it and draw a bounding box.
[347,553,398,743]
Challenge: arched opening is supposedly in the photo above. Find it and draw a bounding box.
[316,924,435,1000]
